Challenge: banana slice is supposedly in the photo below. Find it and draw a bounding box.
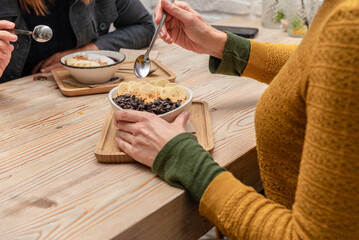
[152,86,163,96]
[165,83,177,87]
[66,58,100,67]
[156,79,170,87]
[127,81,137,85]
[141,84,154,96]
[160,87,169,99]
[139,81,148,85]
[128,83,142,94]
[149,80,157,86]
[117,82,130,95]
[168,86,187,100]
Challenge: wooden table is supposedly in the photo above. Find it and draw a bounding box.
[0,17,301,240]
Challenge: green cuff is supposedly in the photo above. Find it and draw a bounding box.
[152,132,226,202]
[209,32,251,76]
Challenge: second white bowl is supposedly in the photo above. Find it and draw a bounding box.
[60,50,126,84]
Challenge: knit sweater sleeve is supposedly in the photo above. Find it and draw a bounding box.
[241,40,297,84]
[199,6,359,240]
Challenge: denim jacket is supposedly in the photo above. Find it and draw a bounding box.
[0,0,155,82]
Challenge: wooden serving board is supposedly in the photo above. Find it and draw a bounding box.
[95,101,214,163]
[51,59,176,97]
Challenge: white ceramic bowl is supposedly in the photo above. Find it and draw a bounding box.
[60,50,126,84]
[108,85,193,122]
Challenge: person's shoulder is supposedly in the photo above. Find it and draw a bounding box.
[327,0,359,24]
[317,1,359,46]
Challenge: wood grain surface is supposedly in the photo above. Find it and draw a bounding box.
[0,17,301,240]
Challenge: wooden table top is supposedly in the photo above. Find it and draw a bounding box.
[0,16,301,240]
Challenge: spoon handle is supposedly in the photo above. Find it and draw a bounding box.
[145,0,174,59]
[5,29,32,36]
[118,67,158,74]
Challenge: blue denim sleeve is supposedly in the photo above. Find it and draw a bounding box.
[94,0,155,51]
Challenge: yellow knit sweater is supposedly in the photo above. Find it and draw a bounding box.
[199,0,359,239]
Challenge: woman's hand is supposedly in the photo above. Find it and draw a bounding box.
[113,109,190,167]
[31,42,99,74]
[0,21,17,78]
[154,0,227,59]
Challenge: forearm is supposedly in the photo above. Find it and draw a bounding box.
[207,28,227,59]
[200,172,294,240]
[152,132,225,202]
[78,42,99,51]
[94,24,154,51]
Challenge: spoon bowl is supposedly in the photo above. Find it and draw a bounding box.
[32,25,53,42]
[5,24,53,43]
[134,54,151,78]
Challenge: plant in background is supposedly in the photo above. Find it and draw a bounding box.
[289,15,308,36]
[290,16,304,30]
[261,0,284,28]
[273,9,285,24]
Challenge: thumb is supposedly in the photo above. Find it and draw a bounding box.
[172,110,190,129]
[161,0,193,24]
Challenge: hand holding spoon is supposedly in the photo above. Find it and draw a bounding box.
[5,25,53,43]
[133,0,174,78]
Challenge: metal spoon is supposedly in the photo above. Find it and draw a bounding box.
[5,25,53,43]
[117,67,158,75]
[133,0,174,78]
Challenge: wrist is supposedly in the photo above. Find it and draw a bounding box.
[209,32,251,76]
[208,29,227,59]
[81,42,99,51]
[152,132,226,202]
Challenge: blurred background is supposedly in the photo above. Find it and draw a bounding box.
[140,0,323,38]
[141,0,262,23]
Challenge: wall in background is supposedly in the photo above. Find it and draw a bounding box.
[141,0,262,23]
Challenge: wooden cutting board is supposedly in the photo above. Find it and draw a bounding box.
[51,60,176,97]
[95,101,214,163]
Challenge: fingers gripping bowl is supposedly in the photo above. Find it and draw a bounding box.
[109,80,193,123]
[60,50,126,84]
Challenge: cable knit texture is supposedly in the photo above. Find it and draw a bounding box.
[199,0,359,239]
[242,41,297,84]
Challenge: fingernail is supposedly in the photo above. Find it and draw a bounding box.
[8,44,14,51]
[10,34,17,41]
[8,22,15,28]
[40,69,45,73]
